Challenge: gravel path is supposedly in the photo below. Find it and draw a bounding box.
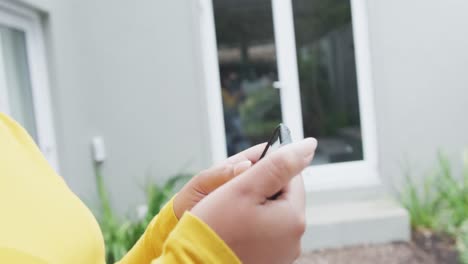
[296,242,439,264]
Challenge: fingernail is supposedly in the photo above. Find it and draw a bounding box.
[298,138,317,161]
[234,160,252,175]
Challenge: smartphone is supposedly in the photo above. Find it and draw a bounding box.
[259,124,292,199]
[259,123,292,160]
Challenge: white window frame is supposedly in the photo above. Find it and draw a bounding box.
[0,1,59,172]
[197,0,379,191]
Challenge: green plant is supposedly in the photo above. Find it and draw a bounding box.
[239,87,281,141]
[458,220,468,264]
[400,168,441,230]
[400,151,468,263]
[95,166,190,263]
[435,154,468,234]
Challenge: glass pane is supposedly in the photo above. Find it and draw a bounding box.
[213,0,282,156]
[0,25,37,141]
[292,0,363,165]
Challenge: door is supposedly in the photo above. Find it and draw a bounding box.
[200,0,379,190]
[0,24,38,140]
[0,2,59,171]
[210,0,303,157]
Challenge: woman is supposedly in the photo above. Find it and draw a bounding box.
[0,113,317,263]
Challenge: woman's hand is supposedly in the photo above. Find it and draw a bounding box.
[191,138,317,264]
[173,143,267,219]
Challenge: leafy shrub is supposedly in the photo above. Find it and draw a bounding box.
[458,221,468,264]
[400,170,440,230]
[400,151,468,263]
[239,87,281,141]
[94,167,190,263]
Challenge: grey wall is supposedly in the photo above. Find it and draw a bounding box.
[21,0,211,215]
[367,0,468,188]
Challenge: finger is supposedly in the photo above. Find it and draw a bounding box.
[197,160,252,194]
[233,160,252,176]
[234,138,317,200]
[226,143,267,165]
[196,163,235,194]
[284,174,306,213]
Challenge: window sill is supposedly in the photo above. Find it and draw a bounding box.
[303,160,381,192]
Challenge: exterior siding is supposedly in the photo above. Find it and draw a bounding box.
[21,0,212,214]
[367,0,468,189]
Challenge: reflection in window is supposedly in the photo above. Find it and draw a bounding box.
[214,0,282,156]
[292,0,363,164]
[0,25,37,141]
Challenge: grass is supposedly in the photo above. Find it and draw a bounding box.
[400,151,468,263]
[94,166,190,263]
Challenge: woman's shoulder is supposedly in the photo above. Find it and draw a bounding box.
[0,112,35,145]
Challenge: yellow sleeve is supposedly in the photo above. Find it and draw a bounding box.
[151,212,241,264]
[0,248,48,264]
[117,197,179,264]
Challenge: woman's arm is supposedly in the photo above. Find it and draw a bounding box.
[116,197,179,264]
[116,159,254,263]
[116,144,269,263]
[151,212,241,264]
[0,248,48,264]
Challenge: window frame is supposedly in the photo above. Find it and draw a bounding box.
[197,0,379,191]
[0,1,59,172]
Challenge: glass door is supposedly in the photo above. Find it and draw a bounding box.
[0,25,38,141]
[213,0,283,156]
[0,2,59,171]
[291,0,364,165]
[204,0,379,190]
[212,0,303,156]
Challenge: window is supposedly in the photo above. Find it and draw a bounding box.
[293,0,363,165]
[198,0,378,190]
[213,0,281,156]
[0,2,59,171]
[0,25,38,140]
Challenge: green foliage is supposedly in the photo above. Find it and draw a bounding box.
[435,154,468,234]
[239,87,281,140]
[293,0,352,44]
[458,220,468,264]
[400,168,441,230]
[400,151,468,263]
[296,44,352,137]
[95,167,190,263]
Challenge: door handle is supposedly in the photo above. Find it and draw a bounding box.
[273,81,282,89]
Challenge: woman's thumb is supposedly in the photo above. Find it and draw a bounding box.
[234,138,317,200]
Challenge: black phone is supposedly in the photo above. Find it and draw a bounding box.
[259,123,292,160]
[259,123,292,199]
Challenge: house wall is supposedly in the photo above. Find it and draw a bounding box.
[17,0,468,214]
[367,0,468,189]
[19,0,211,215]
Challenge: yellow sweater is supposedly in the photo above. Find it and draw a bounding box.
[0,113,240,264]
